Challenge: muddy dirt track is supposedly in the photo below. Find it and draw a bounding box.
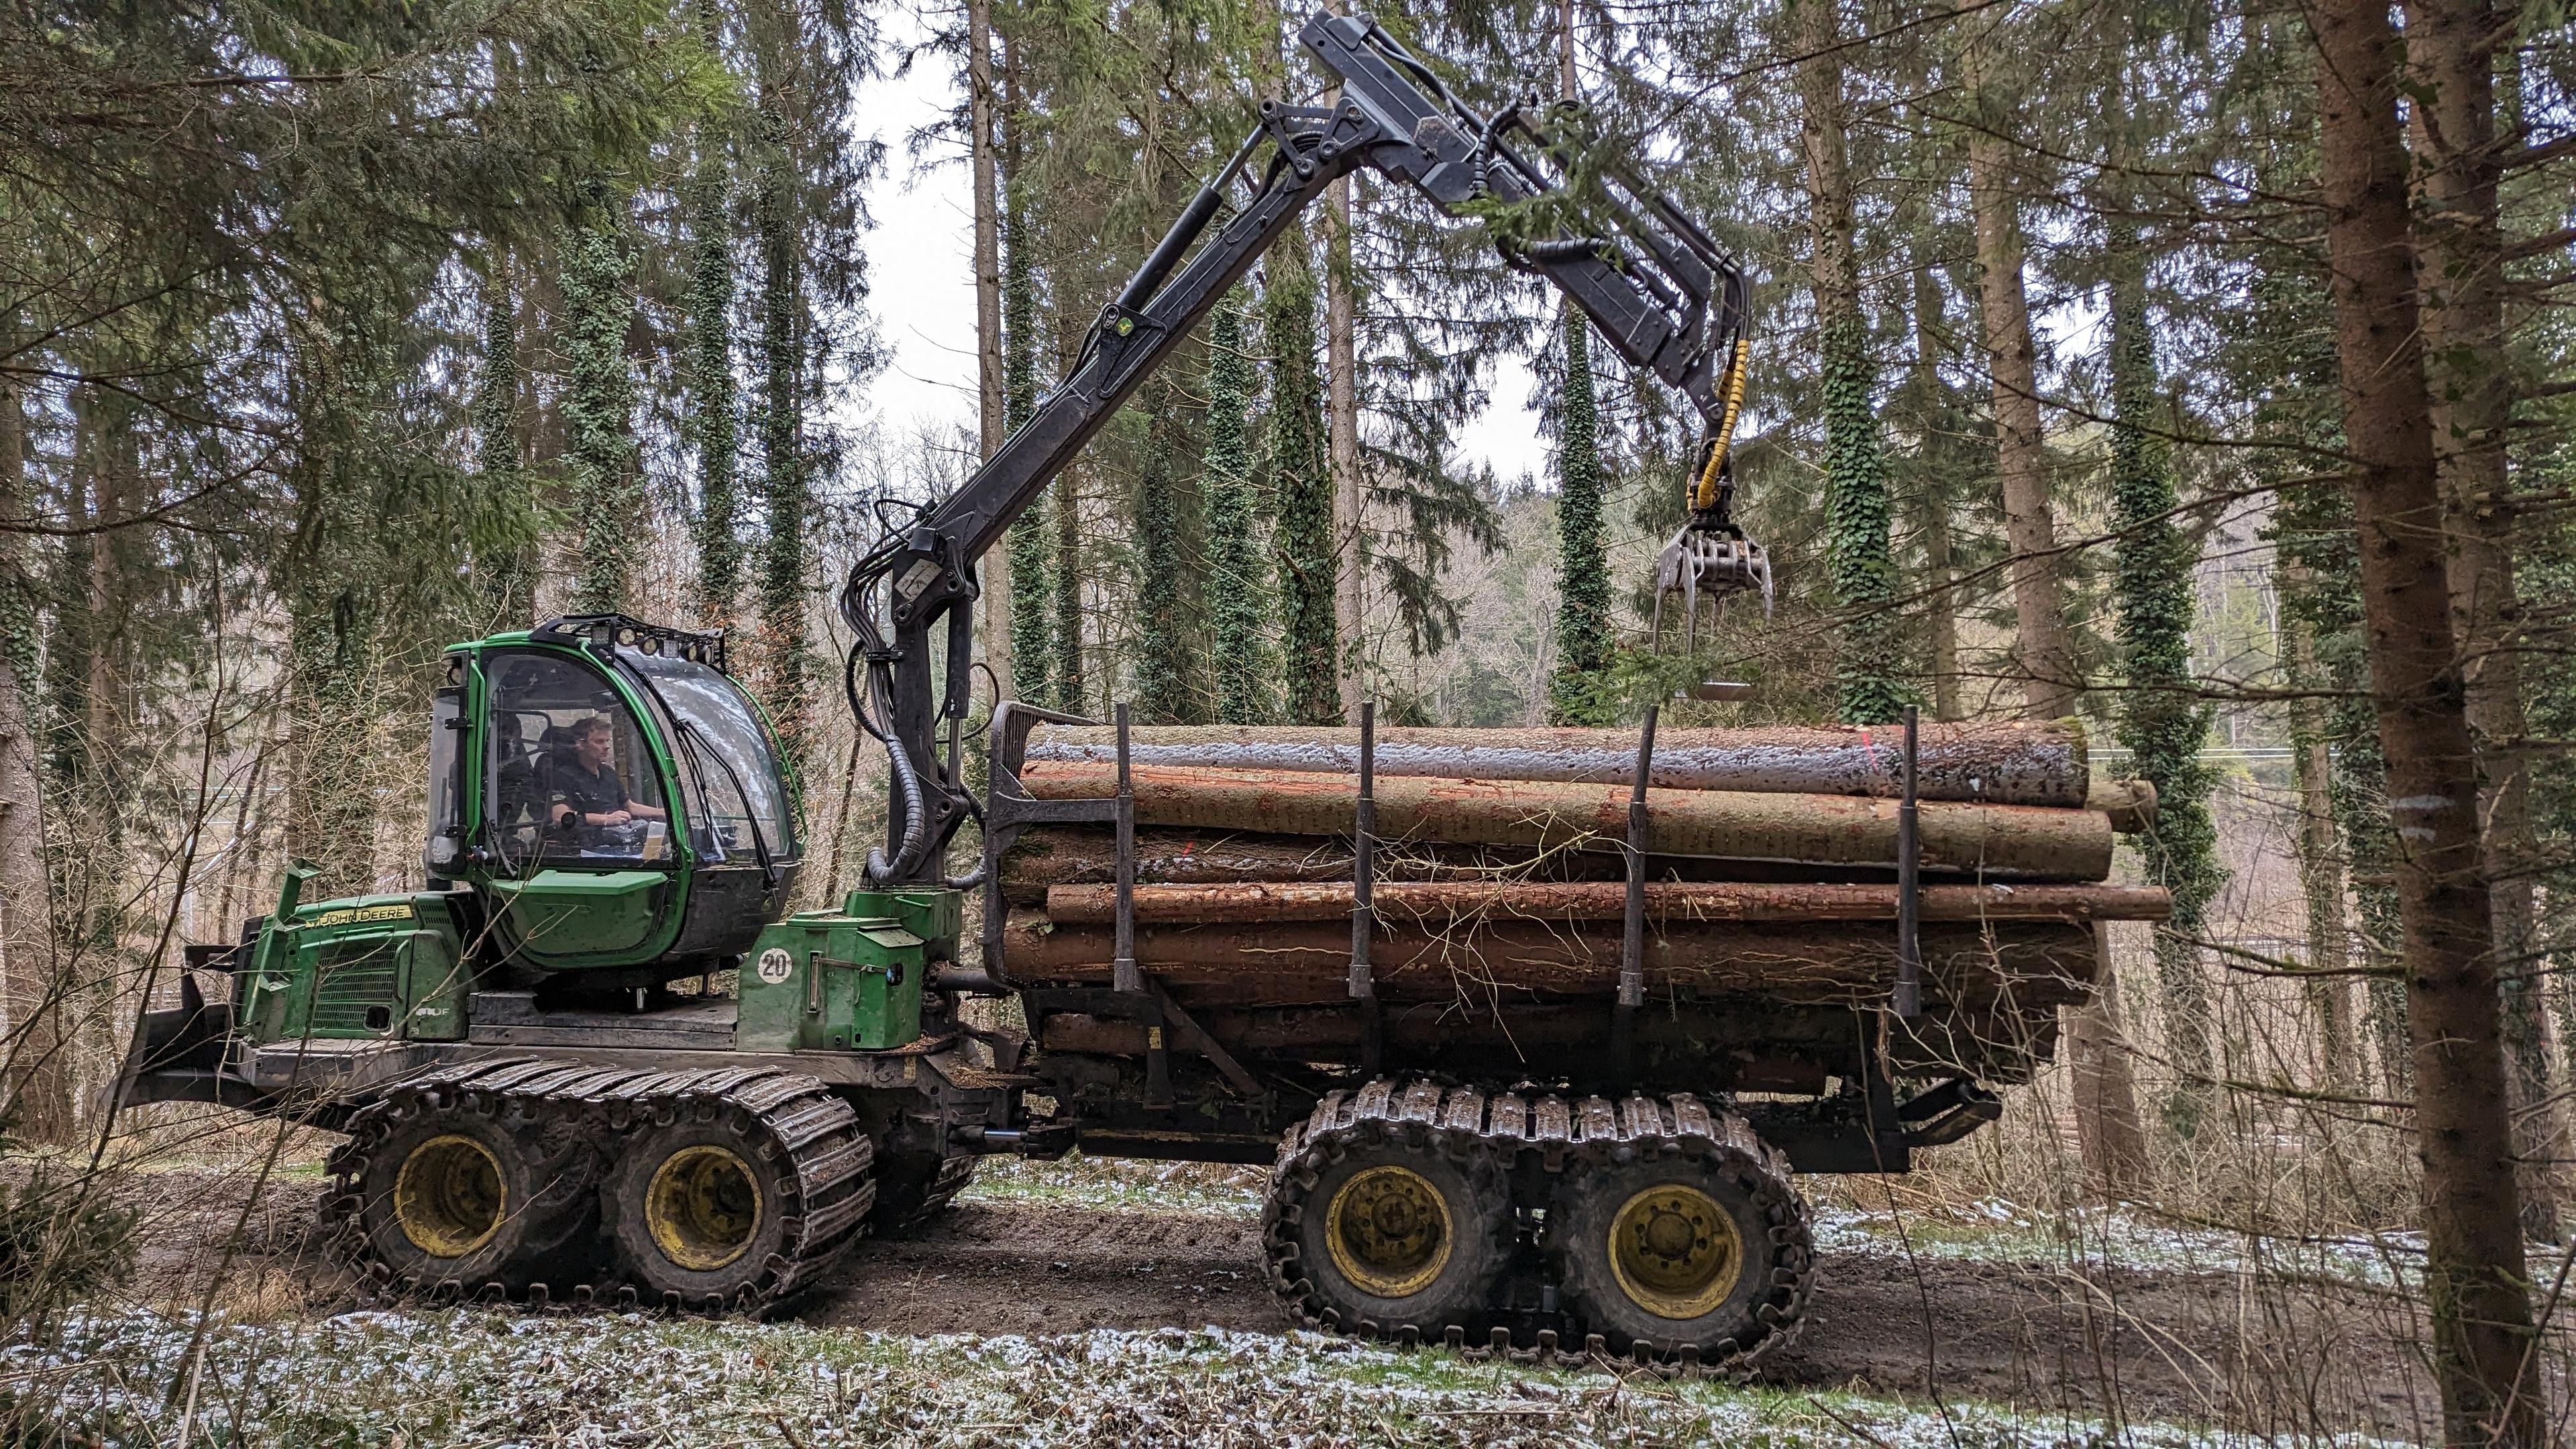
[100,1156,2450,1442]
[808,1198,2443,1440]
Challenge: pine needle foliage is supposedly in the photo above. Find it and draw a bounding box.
[1548,309,1615,726]
[563,202,643,617]
[1202,296,1270,724]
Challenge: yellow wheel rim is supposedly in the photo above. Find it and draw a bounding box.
[1324,1165,1452,1299]
[393,1134,507,1258]
[1607,1183,1742,1320]
[644,1144,762,1272]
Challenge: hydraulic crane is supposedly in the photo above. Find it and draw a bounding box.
[844,11,1770,894]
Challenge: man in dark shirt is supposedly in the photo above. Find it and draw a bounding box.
[548,716,665,852]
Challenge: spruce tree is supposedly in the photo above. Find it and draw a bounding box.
[2106,229,2224,1136]
[1547,308,1613,725]
[1002,59,1052,710]
[1203,297,1269,724]
[562,201,641,617]
[1268,235,1340,726]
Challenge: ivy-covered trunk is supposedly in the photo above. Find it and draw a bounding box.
[2106,225,2222,1138]
[0,339,64,1143]
[1002,57,1051,710]
[1269,228,1340,727]
[1547,309,1613,726]
[562,203,641,618]
[688,119,743,631]
[1133,375,1201,723]
[753,100,811,775]
[475,258,534,629]
[1203,297,1269,724]
[1794,0,1904,726]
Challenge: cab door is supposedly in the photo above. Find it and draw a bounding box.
[470,647,688,971]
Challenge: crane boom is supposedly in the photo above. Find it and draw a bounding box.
[843,11,1764,889]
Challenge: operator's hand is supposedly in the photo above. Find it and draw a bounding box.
[602,810,633,826]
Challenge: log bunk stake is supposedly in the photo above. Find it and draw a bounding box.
[1614,706,1658,1079]
[1350,701,1381,1075]
[1895,705,1922,1019]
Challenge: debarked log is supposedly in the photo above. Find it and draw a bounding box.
[1041,880,2172,927]
[1016,761,2116,881]
[998,910,2098,1009]
[1024,718,2090,807]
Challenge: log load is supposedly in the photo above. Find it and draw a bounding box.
[1024,718,2090,807]
[1042,880,2171,927]
[1002,910,2100,1010]
[1016,761,2115,881]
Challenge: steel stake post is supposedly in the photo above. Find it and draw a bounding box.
[1893,704,1923,1018]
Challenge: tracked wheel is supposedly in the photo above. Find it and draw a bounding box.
[325,1073,599,1297]
[1546,1093,1812,1369]
[1264,1079,1516,1342]
[602,1073,875,1313]
[865,1154,977,1236]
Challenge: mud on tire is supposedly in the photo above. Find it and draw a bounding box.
[327,1079,597,1297]
[1264,1079,1516,1342]
[1546,1094,1811,1368]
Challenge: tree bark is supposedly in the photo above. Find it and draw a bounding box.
[1907,268,1962,722]
[968,0,1011,699]
[0,351,65,1143]
[1018,761,2116,879]
[2308,0,2540,1436]
[2405,0,2564,1249]
[1963,30,2079,720]
[2065,922,2150,1195]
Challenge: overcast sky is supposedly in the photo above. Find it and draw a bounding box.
[847,9,1550,486]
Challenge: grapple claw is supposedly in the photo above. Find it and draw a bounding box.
[1652,522,1772,651]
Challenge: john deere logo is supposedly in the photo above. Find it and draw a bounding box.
[755,948,794,985]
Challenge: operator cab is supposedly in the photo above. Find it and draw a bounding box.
[428,614,801,979]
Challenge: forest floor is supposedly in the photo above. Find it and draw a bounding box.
[3,1138,2516,1446]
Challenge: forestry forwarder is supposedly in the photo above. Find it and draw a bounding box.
[111,13,1998,1371]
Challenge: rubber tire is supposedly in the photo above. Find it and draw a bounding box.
[351,1099,561,1295]
[603,1106,798,1309]
[867,1154,975,1236]
[1287,1136,1514,1340]
[1547,1150,1799,1360]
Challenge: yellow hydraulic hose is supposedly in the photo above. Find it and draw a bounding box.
[1691,335,1750,512]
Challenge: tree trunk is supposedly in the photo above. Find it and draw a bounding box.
[1793,0,1904,725]
[1269,225,1338,726]
[2105,213,2220,1140]
[478,254,537,629]
[2404,0,2565,1249]
[1326,172,1362,719]
[1204,298,1269,724]
[564,203,641,618]
[2309,0,2540,1436]
[1049,308,1086,715]
[2065,923,2150,1195]
[2284,575,2355,1087]
[1025,717,2096,806]
[968,0,1010,698]
[1043,879,2169,926]
[1134,374,1199,723]
[1907,268,1962,723]
[1002,31,1051,710]
[1962,30,2078,720]
[0,350,65,1144]
[1018,761,2117,879]
[751,46,812,773]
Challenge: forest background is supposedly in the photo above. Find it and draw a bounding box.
[7,0,2576,1440]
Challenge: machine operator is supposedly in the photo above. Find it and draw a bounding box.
[548,715,667,851]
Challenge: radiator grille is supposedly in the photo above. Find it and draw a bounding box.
[309,937,400,1035]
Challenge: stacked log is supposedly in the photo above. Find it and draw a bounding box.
[996,718,2162,1087]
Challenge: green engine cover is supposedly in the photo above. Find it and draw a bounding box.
[735,890,954,1052]
[237,877,469,1046]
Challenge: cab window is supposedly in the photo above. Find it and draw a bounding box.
[483,651,672,871]
[617,647,798,865]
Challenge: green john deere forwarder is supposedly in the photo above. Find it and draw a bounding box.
[111,13,2094,1368]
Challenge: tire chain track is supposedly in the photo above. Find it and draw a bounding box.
[1261,1077,1814,1375]
[322,1057,875,1314]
